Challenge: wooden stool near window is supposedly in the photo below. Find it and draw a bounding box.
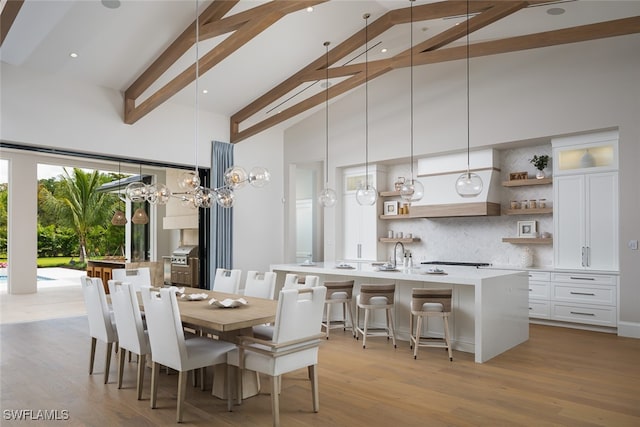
[355,284,397,349]
[322,280,356,339]
[409,288,453,361]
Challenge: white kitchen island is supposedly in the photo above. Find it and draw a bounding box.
[271,263,529,363]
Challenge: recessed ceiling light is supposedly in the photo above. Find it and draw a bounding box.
[381,48,388,53]
[101,0,121,9]
[306,6,313,13]
[202,89,208,94]
[69,52,78,58]
[547,7,565,16]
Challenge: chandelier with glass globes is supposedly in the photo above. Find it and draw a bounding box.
[125,165,270,209]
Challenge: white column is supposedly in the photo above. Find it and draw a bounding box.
[7,152,38,294]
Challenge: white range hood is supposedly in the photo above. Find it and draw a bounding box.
[409,149,501,217]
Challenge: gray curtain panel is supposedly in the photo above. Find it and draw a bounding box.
[210,141,234,282]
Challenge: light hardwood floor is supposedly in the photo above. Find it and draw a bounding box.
[1,290,639,426]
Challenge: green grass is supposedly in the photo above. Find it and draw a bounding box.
[0,257,86,270]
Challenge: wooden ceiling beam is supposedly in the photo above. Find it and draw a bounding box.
[0,0,25,47]
[124,0,326,125]
[125,0,237,101]
[231,16,640,143]
[230,0,540,142]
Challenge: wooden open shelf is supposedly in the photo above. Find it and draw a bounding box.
[379,190,402,197]
[379,237,421,243]
[502,177,552,187]
[502,237,553,244]
[505,208,553,215]
[380,214,419,220]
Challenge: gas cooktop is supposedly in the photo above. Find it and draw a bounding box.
[421,261,491,268]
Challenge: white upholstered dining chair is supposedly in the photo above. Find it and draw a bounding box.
[80,276,118,384]
[242,271,277,299]
[140,287,237,423]
[111,267,151,291]
[228,286,327,427]
[212,268,242,294]
[282,273,319,290]
[107,280,151,399]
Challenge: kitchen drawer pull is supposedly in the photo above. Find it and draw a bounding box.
[570,311,595,316]
[569,276,596,281]
[569,291,596,296]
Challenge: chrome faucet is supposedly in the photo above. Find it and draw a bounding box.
[393,241,406,269]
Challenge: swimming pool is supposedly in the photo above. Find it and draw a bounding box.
[0,275,53,281]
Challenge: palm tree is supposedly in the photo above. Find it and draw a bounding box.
[40,168,114,263]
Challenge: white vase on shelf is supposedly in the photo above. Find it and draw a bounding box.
[536,170,545,179]
[520,247,533,268]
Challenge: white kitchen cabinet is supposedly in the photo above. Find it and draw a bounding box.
[528,271,551,319]
[552,131,619,271]
[552,130,618,176]
[549,272,618,327]
[553,172,618,270]
[342,166,386,261]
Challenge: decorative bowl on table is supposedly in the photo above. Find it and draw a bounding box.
[335,262,355,270]
[181,293,208,301]
[377,263,399,272]
[208,297,248,308]
[424,267,446,275]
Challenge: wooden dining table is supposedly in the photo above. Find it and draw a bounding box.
[140,287,278,399]
[176,289,277,339]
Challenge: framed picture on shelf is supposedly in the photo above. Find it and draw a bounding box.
[384,201,398,216]
[517,220,538,237]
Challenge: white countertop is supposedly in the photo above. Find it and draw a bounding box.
[271,262,526,286]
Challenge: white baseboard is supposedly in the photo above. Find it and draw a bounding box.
[617,321,640,339]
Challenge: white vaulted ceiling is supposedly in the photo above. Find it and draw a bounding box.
[2,0,639,142]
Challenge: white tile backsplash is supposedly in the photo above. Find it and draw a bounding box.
[382,144,554,268]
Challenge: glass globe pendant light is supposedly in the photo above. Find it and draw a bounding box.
[455,0,483,198]
[318,41,337,208]
[248,166,271,188]
[224,166,248,189]
[146,182,171,206]
[215,187,235,208]
[355,13,377,207]
[400,0,424,204]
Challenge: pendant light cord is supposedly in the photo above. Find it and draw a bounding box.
[324,41,330,186]
[466,0,471,176]
[364,13,370,189]
[409,0,414,181]
[194,0,200,175]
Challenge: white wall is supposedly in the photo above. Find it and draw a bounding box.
[282,35,640,333]
[1,63,227,167]
[232,127,285,279]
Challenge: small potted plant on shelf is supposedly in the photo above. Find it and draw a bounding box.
[529,154,550,179]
